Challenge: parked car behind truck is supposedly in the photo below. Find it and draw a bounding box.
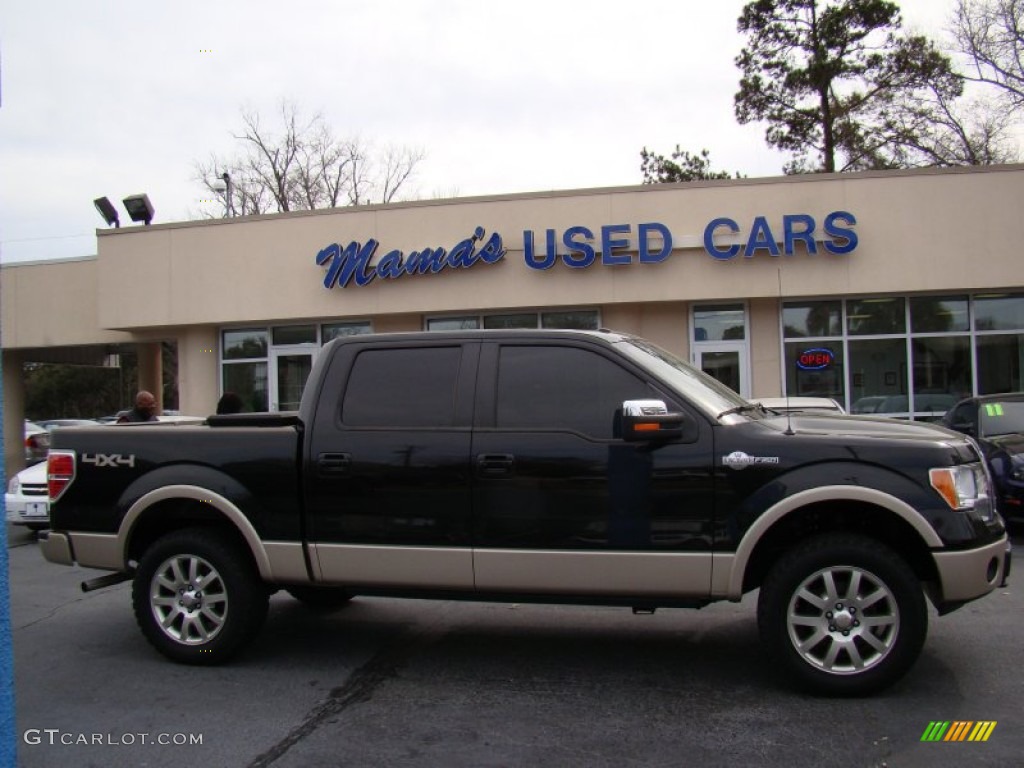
[40,330,1010,695]
[943,393,1024,526]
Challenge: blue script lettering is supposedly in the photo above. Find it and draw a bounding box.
[317,227,506,289]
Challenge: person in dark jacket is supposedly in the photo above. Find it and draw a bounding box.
[117,391,159,423]
[216,392,244,414]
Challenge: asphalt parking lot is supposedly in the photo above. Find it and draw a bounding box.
[7,524,1023,768]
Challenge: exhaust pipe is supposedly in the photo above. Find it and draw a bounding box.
[80,572,131,593]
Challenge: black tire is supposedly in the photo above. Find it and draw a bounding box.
[285,585,353,611]
[132,527,269,665]
[757,533,927,696]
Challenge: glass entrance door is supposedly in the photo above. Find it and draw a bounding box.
[270,350,315,412]
[694,343,749,397]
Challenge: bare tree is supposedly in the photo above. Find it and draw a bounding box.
[194,103,424,217]
[953,0,1024,109]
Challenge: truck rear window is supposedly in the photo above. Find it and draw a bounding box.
[342,347,461,428]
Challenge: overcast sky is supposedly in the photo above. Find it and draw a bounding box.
[0,0,969,264]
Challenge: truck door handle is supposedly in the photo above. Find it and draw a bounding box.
[317,452,351,477]
[477,453,514,476]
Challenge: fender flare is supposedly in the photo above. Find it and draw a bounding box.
[720,485,942,599]
[118,484,274,581]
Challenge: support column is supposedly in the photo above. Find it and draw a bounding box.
[1,350,26,477]
[176,327,219,417]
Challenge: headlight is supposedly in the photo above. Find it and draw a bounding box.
[930,464,992,519]
[7,477,19,495]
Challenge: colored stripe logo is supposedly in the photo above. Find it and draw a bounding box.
[984,403,1004,417]
[921,721,997,742]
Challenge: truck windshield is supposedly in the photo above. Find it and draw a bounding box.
[979,400,1024,437]
[616,337,751,421]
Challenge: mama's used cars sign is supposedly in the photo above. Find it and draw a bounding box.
[316,212,857,289]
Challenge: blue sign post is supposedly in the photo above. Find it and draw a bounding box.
[0,353,16,765]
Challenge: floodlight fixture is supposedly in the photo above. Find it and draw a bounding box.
[213,171,234,218]
[122,193,154,226]
[93,196,120,228]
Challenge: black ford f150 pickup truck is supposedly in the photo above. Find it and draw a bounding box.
[41,330,1010,695]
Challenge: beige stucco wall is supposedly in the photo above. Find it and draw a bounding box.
[79,164,1024,333]
[749,298,783,397]
[1,257,132,349]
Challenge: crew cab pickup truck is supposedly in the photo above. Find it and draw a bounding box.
[41,330,1010,695]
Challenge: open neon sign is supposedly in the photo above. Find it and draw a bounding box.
[797,348,835,370]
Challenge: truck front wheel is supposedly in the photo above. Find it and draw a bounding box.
[132,528,269,664]
[758,533,927,696]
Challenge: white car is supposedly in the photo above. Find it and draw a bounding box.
[5,462,49,531]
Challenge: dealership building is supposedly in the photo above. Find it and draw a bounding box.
[3,164,1023,474]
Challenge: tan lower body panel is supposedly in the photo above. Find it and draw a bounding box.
[263,541,309,583]
[932,536,1008,602]
[473,550,714,597]
[68,532,122,571]
[310,544,474,589]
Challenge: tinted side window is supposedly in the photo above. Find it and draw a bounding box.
[949,402,978,430]
[343,347,461,427]
[497,346,648,438]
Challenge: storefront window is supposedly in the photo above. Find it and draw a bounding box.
[910,296,969,333]
[848,338,908,414]
[223,329,268,360]
[427,317,480,331]
[912,336,972,417]
[484,314,538,329]
[541,311,599,330]
[975,293,1024,331]
[784,343,844,399]
[322,322,372,341]
[427,310,600,331]
[783,301,842,338]
[847,298,906,335]
[222,361,268,412]
[977,334,1024,393]
[272,325,317,345]
[693,305,745,341]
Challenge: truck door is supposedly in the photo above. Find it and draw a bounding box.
[305,340,478,589]
[471,341,716,599]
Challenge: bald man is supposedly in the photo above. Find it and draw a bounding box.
[117,390,159,423]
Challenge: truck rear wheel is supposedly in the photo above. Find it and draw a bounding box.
[132,528,268,665]
[758,533,927,696]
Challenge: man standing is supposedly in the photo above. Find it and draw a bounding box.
[117,391,159,423]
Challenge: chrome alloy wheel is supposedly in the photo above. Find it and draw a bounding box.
[786,565,900,675]
[149,553,228,645]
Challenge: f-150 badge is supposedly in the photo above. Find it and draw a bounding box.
[722,451,779,469]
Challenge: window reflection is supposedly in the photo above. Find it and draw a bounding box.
[694,305,745,341]
[848,339,907,414]
[975,294,1024,331]
[847,298,905,335]
[910,296,969,333]
[783,301,842,338]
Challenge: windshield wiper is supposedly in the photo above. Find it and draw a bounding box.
[716,403,764,419]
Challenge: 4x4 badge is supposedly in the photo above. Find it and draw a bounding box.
[723,451,779,469]
[82,453,136,468]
